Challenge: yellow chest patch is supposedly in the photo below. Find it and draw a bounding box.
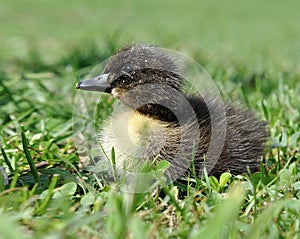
[127,112,167,146]
[99,108,172,170]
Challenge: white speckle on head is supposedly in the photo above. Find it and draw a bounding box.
[111,88,118,98]
[144,60,148,63]
[111,87,126,99]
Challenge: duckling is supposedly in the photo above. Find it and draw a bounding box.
[76,44,267,181]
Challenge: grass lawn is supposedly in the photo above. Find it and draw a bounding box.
[0,0,299,238]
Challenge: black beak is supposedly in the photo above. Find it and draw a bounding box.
[76,73,112,93]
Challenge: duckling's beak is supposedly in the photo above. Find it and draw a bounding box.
[76,73,112,93]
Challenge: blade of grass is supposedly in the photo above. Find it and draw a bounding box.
[111,147,117,181]
[35,175,59,215]
[1,147,15,173]
[21,131,40,185]
[9,173,19,189]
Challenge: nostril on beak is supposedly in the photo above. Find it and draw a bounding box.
[76,82,81,89]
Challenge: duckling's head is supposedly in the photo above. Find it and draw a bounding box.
[76,44,185,121]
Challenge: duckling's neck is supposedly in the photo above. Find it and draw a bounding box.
[137,104,178,122]
[136,95,212,126]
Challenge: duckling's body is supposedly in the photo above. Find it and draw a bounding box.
[99,96,265,180]
[100,109,173,173]
[76,44,267,180]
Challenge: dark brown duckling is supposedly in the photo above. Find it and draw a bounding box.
[76,44,267,181]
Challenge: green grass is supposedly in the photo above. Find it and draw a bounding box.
[0,1,300,238]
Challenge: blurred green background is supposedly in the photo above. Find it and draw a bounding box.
[0,1,300,238]
[1,0,300,69]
